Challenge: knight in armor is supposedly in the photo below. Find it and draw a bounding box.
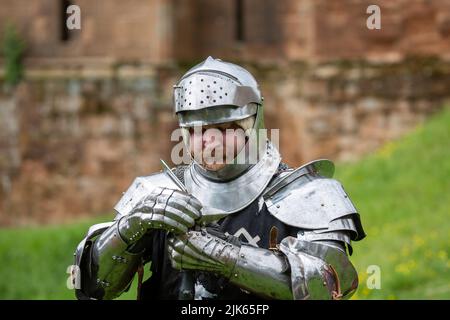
[73,57,365,300]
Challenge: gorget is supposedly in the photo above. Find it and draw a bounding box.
[184,141,281,215]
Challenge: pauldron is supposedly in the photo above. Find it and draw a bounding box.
[263,160,365,255]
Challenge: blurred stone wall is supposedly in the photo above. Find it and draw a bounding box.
[0,0,174,63]
[1,0,450,225]
[257,58,450,164]
[0,63,179,225]
[1,58,449,226]
[2,0,450,63]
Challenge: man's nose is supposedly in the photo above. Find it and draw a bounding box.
[202,130,223,147]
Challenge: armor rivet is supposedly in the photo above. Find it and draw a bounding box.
[323,281,327,286]
[234,273,238,277]
[276,204,280,208]
[240,254,245,258]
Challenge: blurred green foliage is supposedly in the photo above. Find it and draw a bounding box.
[337,107,450,299]
[0,217,143,300]
[2,24,25,86]
[0,107,449,299]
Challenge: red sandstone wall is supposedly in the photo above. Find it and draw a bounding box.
[1,1,450,225]
[0,0,173,63]
[1,1,450,63]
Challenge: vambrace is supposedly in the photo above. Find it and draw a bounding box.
[74,221,145,300]
[279,236,359,300]
[230,236,358,300]
[169,230,358,300]
[228,232,358,300]
[229,245,293,300]
[168,230,292,300]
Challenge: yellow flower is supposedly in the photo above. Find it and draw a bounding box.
[362,287,370,296]
[412,235,425,247]
[401,246,410,257]
[358,271,368,283]
[437,250,447,261]
[395,260,417,275]
[377,141,397,159]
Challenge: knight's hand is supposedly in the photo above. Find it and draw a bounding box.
[118,187,202,244]
[167,230,240,278]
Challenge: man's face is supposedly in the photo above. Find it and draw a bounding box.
[188,121,247,171]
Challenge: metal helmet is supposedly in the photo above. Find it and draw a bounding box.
[174,56,263,127]
[173,56,268,181]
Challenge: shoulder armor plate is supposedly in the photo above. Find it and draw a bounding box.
[264,172,365,241]
[74,222,113,267]
[113,171,180,220]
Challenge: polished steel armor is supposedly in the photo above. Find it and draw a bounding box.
[73,57,365,300]
[174,56,262,117]
[184,140,281,214]
[175,56,266,182]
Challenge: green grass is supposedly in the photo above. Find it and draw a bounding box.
[0,217,144,300]
[336,107,450,299]
[0,107,449,299]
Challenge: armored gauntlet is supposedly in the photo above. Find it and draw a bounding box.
[168,230,292,299]
[168,229,358,300]
[74,187,202,299]
[118,187,202,243]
